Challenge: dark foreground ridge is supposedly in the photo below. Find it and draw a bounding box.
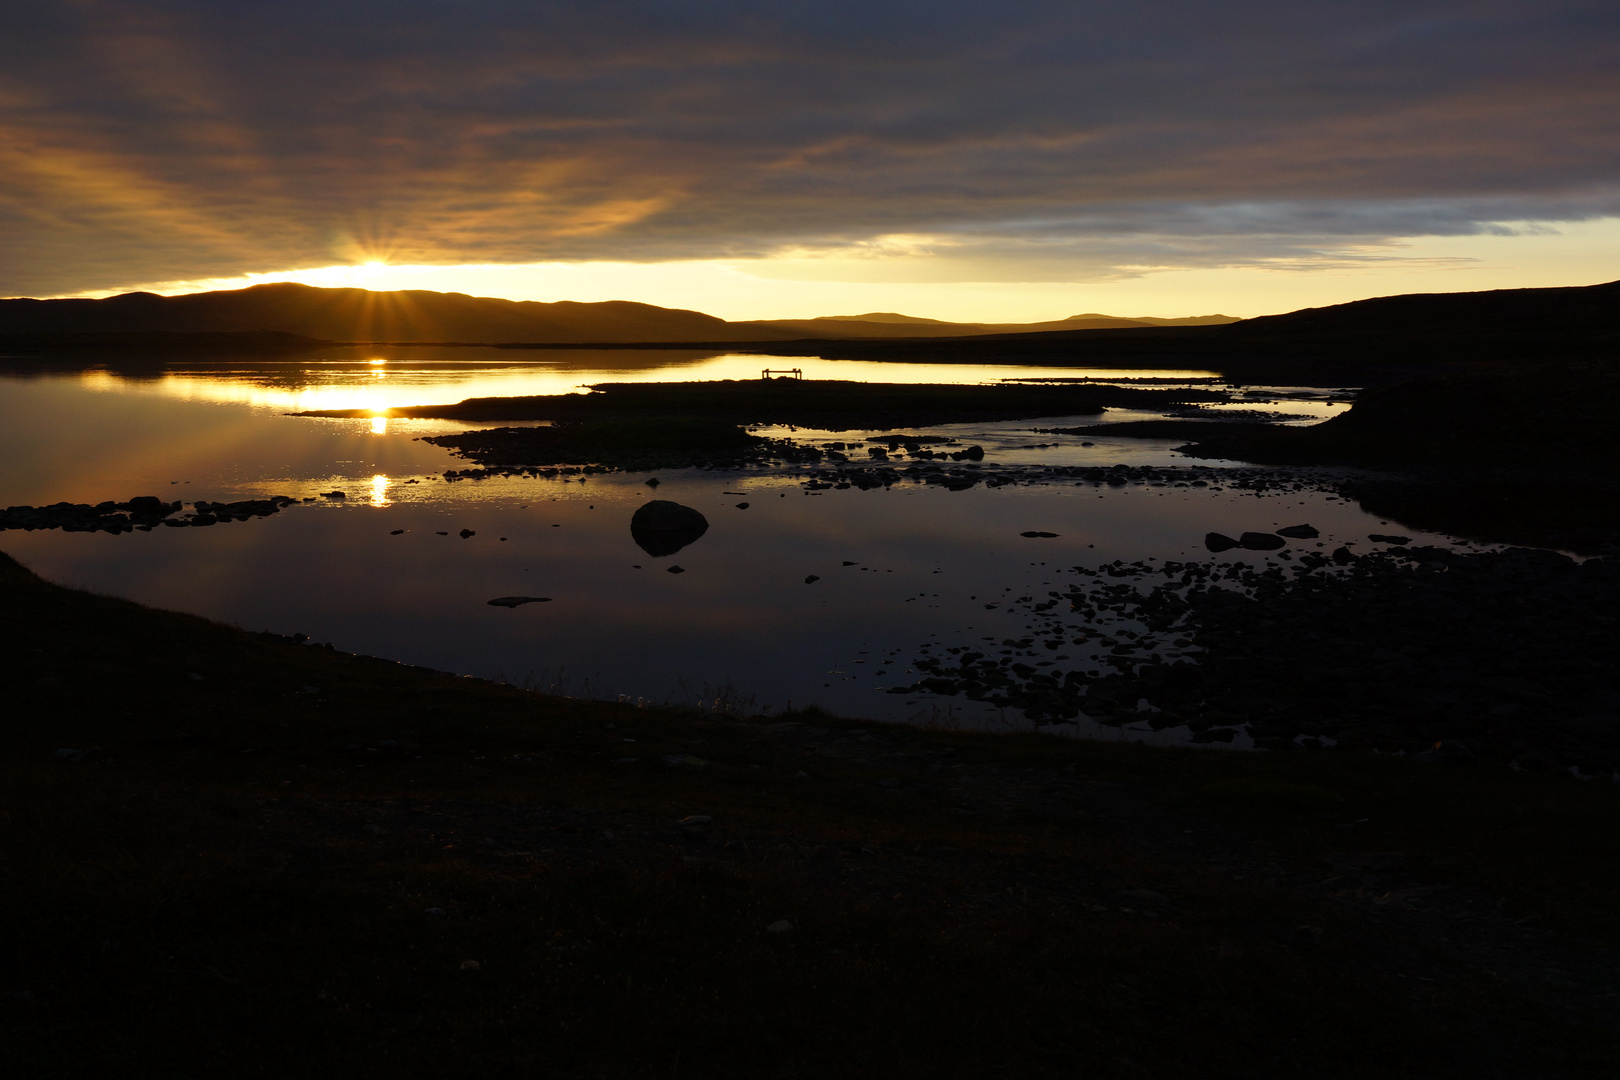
[4,549,1620,1076]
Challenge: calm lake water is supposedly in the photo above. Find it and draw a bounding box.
[1,346,1438,742]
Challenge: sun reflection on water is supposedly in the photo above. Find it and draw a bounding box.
[370,415,388,435]
[369,474,391,507]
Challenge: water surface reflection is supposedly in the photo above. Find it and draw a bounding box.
[52,346,1225,413]
[0,349,1381,742]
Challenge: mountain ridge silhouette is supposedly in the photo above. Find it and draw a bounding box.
[0,282,1233,343]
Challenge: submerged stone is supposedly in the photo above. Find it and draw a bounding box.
[1239,531,1286,550]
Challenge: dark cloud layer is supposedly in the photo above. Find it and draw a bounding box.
[2,1,1617,294]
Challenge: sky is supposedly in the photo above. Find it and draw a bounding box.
[2,1,1617,321]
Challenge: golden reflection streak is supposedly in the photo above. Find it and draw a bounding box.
[370,415,388,435]
[370,474,391,507]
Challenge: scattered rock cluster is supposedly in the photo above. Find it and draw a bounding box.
[889,544,1620,773]
[799,461,1331,494]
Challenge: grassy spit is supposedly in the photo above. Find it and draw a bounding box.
[296,378,1223,430]
[3,550,1618,1078]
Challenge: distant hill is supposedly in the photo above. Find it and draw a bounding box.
[734,280,1620,370]
[816,312,958,325]
[0,284,1238,344]
[0,283,805,344]
[747,311,1237,338]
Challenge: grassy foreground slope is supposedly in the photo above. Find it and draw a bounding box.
[3,551,1618,1077]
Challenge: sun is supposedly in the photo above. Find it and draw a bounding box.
[351,260,390,287]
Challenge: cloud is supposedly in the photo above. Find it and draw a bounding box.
[2,1,1618,295]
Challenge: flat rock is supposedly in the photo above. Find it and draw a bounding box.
[1204,532,1239,552]
[487,596,552,607]
[1276,523,1320,538]
[1239,531,1286,550]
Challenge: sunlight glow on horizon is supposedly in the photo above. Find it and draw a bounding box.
[56,217,1620,324]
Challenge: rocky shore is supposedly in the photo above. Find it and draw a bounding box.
[1,495,296,533]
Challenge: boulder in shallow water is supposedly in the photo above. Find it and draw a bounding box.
[487,596,552,608]
[1276,523,1320,539]
[631,500,709,556]
[1240,531,1286,550]
[631,500,707,533]
[1204,532,1239,552]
